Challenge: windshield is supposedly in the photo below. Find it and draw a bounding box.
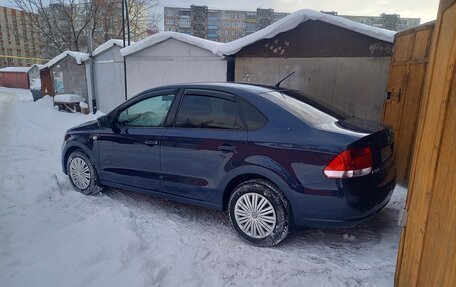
[261,90,351,125]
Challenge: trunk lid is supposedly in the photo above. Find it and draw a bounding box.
[337,118,394,168]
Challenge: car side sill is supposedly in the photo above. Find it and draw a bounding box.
[99,181,223,211]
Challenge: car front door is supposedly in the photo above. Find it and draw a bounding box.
[97,89,177,191]
[161,89,248,202]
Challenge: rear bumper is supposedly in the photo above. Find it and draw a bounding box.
[289,161,397,228]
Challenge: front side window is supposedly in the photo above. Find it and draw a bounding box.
[175,95,243,130]
[117,94,174,127]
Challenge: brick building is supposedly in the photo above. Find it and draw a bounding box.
[164,6,288,42]
[321,11,421,32]
[0,6,42,68]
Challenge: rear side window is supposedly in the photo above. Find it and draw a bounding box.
[240,100,268,130]
[175,95,243,130]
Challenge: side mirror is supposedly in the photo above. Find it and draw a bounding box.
[97,114,115,128]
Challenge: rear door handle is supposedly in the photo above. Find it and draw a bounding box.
[218,144,236,152]
[145,139,159,146]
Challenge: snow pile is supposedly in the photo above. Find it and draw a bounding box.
[219,9,396,55]
[0,87,406,286]
[0,66,31,73]
[121,31,224,57]
[42,51,88,69]
[79,102,89,109]
[81,39,130,61]
[54,94,85,103]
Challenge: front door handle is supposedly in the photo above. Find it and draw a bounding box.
[218,144,236,152]
[145,139,159,146]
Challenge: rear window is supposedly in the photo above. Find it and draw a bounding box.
[262,90,350,125]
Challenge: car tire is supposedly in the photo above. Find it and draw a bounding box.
[228,179,290,247]
[67,150,102,195]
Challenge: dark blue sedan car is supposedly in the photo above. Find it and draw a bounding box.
[62,83,396,246]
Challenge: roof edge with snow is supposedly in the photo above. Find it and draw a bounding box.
[81,39,128,61]
[219,9,396,55]
[0,66,32,73]
[120,32,224,57]
[42,51,88,69]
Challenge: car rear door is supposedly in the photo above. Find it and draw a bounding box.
[161,89,247,201]
[97,89,177,191]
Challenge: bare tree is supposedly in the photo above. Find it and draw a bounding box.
[9,0,161,57]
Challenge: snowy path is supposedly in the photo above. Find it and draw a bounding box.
[0,87,405,287]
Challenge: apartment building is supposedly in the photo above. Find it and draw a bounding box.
[0,6,42,68]
[322,11,421,32]
[164,6,289,42]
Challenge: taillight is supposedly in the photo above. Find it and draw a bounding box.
[323,146,373,179]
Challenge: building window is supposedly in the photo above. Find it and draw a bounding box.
[166,10,174,17]
[165,19,174,25]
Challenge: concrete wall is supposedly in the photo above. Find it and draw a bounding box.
[125,38,227,98]
[51,56,88,101]
[235,57,390,121]
[86,46,126,113]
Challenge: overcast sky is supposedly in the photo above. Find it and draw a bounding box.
[1,0,439,23]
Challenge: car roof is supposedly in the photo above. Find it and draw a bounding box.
[143,82,281,95]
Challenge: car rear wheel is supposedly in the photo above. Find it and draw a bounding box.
[228,179,289,247]
[67,150,102,195]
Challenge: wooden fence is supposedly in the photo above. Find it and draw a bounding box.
[395,0,456,285]
[382,22,435,184]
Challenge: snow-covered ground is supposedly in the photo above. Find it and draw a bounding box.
[0,87,406,287]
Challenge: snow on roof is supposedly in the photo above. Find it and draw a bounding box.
[42,51,88,69]
[120,31,224,57]
[30,64,45,70]
[0,66,32,73]
[81,39,128,61]
[54,94,85,103]
[219,9,396,55]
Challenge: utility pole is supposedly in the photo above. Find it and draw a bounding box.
[125,0,131,46]
[87,30,97,114]
[122,0,128,101]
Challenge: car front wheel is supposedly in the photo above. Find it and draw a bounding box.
[67,150,101,195]
[228,179,290,247]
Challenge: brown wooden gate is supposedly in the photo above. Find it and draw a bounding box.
[382,22,434,184]
[395,0,456,285]
[40,67,54,97]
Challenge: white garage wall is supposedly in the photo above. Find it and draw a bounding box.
[86,46,126,113]
[125,38,227,98]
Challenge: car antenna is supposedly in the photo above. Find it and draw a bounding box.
[275,71,295,88]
